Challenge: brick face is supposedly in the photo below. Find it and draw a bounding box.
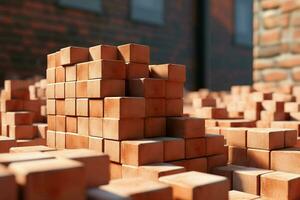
[0,0,195,89]
[254,0,300,86]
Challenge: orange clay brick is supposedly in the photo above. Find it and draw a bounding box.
[46,130,55,148]
[193,98,216,108]
[66,132,89,149]
[65,98,76,116]
[55,82,65,99]
[144,117,166,138]
[0,136,16,153]
[166,117,205,138]
[55,99,65,115]
[205,134,225,156]
[65,65,77,82]
[104,97,145,118]
[247,148,270,169]
[159,171,229,200]
[47,52,57,68]
[121,139,163,166]
[117,43,150,64]
[165,81,184,99]
[217,119,256,128]
[185,138,206,159]
[47,99,56,115]
[6,111,33,125]
[181,157,207,172]
[145,98,165,117]
[103,118,144,140]
[154,137,185,161]
[271,148,300,173]
[125,62,149,79]
[139,163,185,181]
[65,81,76,98]
[60,46,89,65]
[165,98,184,116]
[76,98,89,116]
[76,80,88,98]
[55,115,66,132]
[89,99,103,117]
[195,107,228,119]
[89,117,103,137]
[55,131,66,149]
[87,79,125,98]
[0,165,17,200]
[46,84,55,99]
[271,121,300,136]
[88,59,126,80]
[76,62,89,80]
[46,68,55,83]
[149,64,186,82]
[9,125,37,139]
[104,139,121,163]
[87,177,172,200]
[55,66,65,83]
[89,136,103,152]
[128,78,165,98]
[233,167,272,195]
[247,128,284,150]
[1,100,24,112]
[45,149,109,187]
[9,159,85,200]
[77,117,89,136]
[89,44,118,60]
[228,146,248,166]
[261,171,300,200]
[221,127,247,148]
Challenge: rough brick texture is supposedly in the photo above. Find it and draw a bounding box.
[253,0,300,86]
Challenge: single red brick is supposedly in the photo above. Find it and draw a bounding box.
[77,117,89,136]
[55,115,66,132]
[154,137,185,161]
[110,163,122,180]
[89,99,103,117]
[0,136,16,153]
[185,138,206,159]
[121,139,163,166]
[55,99,65,115]
[125,62,149,79]
[166,117,205,138]
[65,65,77,82]
[165,81,184,99]
[247,148,270,169]
[46,84,55,99]
[55,131,66,149]
[60,46,89,65]
[149,64,186,82]
[55,66,65,83]
[104,139,121,163]
[55,82,65,99]
[144,117,166,138]
[89,136,103,152]
[88,59,126,80]
[9,158,85,200]
[47,52,57,68]
[165,98,183,116]
[65,98,76,116]
[9,125,37,139]
[66,132,89,149]
[76,98,89,116]
[228,146,248,166]
[6,111,33,125]
[205,134,225,156]
[89,117,103,137]
[145,98,165,117]
[89,44,118,60]
[65,81,76,98]
[46,68,55,83]
[159,171,229,200]
[103,118,144,140]
[128,78,165,98]
[104,97,145,118]
[47,115,56,131]
[87,79,125,98]
[118,43,150,64]
[76,62,89,81]
[76,80,88,98]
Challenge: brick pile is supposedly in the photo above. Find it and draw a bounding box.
[0,79,47,152]
[185,84,300,199]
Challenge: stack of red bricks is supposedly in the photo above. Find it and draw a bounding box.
[0,79,47,152]
[43,43,230,199]
[185,84,300,199]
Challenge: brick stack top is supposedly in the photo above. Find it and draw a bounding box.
[0,79,47,152]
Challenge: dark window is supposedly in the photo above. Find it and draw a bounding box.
[131,0,164,25]
[59,0,102,13]
[234,0,253,47]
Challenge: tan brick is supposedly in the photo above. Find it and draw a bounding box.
[87,79,125,98]
[89,44,118,60]
[118,43,150,64]
[88,59,126,80]
[60,46,89,65]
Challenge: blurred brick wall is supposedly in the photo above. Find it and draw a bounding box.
[0,0,196,89]
[253,0,300,86]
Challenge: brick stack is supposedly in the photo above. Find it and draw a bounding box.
[0,79,47,151]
